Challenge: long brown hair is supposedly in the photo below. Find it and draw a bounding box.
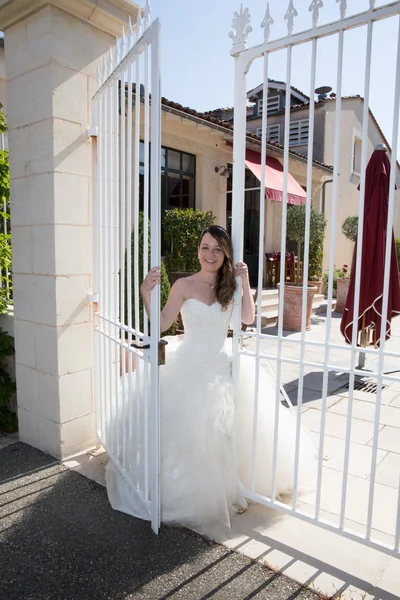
[199,225,236,310]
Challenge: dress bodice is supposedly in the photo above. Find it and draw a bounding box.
[179,298,232,361]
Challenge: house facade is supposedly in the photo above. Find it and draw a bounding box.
[147,98,331,286]
[223,80,400,272]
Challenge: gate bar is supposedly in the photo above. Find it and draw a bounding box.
[292,35,318,510]
[113,70,120,461]
[340,17,374,530]
[150,18,162,534]
[250,50,269,493]
[316,27,344,520]
[366,14,400,538]
[271,43,293,502]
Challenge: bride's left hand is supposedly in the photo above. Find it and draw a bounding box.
[234,261,249,284]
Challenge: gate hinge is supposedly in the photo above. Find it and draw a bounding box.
[87,126,98,138]
[88,293,99,303]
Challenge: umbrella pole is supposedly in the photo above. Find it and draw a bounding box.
[357,313,367,370]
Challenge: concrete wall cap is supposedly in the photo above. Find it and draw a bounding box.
[0,0,141,36]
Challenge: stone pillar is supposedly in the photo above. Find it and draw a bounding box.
[0,0,140,459]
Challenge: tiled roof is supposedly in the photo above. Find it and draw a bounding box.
[160,96,333,172]
[201,106,234,114]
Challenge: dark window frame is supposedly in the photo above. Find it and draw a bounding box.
[139,141,196,212]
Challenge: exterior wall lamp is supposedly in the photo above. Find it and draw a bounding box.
[215,166,231,177]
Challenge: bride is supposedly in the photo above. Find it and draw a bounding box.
[106,225,316,529]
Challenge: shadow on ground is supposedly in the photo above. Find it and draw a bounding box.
[0,443,320,600]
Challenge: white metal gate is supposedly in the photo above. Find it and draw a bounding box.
[92,7,162,533]
[230,1,400,556]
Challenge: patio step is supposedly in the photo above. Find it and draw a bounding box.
[253,292,335,326]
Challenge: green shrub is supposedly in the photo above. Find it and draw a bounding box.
[163,208,215,275]
[342,215,358,243]
[0,328,17,433]
[124,212,177,336]
[286,205,327,283]
[0,105,11,314]
[396,238,400,270]
[322,264,350,292]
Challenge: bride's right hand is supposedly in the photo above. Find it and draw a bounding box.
[141,266,161,293]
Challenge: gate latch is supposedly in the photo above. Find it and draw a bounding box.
[158,340,168,366]
[130,339,168,366]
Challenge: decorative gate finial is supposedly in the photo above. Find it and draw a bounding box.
[116,36,121,64]
[309,0,323,28]
[369,0,376,8]
[336,0,347,20]
[128,16,134,49]
[136,10,143,41]
[102,55,107,84]
[261,2,274,43]
[144,0,151,30]
[108,46,114,74]
[229,4,252,53]
[284,0,298,36]
[121,27,127,58]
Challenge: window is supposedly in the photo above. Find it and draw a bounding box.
[161,147,195,211]
[139,142,196,212]
[289,119,309,147]
[256,124,280,144]
[258,95,280,116]
[353,135,362,175]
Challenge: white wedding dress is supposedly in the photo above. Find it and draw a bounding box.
[106,298,317,529]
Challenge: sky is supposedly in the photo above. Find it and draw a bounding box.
[148,0,399,153]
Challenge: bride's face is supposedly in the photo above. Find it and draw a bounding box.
[198,233,225,273]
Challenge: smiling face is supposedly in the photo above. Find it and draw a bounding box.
[198,232,225,274]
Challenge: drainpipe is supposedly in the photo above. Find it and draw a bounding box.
[321,178,333,214]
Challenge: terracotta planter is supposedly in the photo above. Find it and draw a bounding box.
[277,283,317,331]
[308,280,323,294]
[335,277,351,313]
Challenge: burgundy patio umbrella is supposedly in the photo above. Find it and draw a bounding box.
[340,146,400,354]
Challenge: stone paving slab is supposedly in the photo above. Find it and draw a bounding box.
[367,426,400,454]
[0,442,321,600]
[300,466,398,535]
[301,407,383,444]
[308,431,388,479]
[337,388,398,405]
[330,398,400,427]
[375,452,400,488]
[389,395,400,408]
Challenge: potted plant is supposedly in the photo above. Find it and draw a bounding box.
[335,264,351,313]
[163,208,215,284]
[278,205,325,331]
[333,215,358,312]
[307,209,327,293]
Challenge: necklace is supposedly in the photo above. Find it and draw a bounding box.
[199,279,216,289]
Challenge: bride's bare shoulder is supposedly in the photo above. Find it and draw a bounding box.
[172,275,198,296]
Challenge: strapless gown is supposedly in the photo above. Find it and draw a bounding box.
[105,298,317,529]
